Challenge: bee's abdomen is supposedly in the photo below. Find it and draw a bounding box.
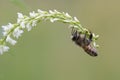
[83,46,98,57]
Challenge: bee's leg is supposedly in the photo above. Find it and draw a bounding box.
[71,28,80,41]
[89,32,93,41]
[71,28,79,36]
[83,32,91,46]
[71,28,77,40]
[71,27,75,36]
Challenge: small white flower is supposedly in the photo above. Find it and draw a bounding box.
[26,23,32,31]
[95,35,99,39]
[38,9,45,14]
[17,18,21,23]
[6,35,17,45]
[2,25,8,31]
[29,11,37,18]
[50,18,54,23]
[54,10,59,13]
[93,42,99,48]
[2,32,7,36]
[50,18,59,23]
[0,45,9,55]
[32,20,37,27]
[63,19,72,23]
[74,17,79,22]
[13,27,23,39]
[17,18,24,24]
[2,23,14,31]
[49,10,54,14]
[8,23,14,28]
[17,13,24,19]
[65,13,71,18]
[73,25,79,28]
[92,33,99,40]
[20,21,26,28]
[83,28,88,31]
[2,23,14,36]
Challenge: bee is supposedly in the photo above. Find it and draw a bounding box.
[71,28,98,57]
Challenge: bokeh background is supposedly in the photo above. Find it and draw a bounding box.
[0,0,119,80]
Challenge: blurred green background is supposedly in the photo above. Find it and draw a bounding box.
[0,0,119,80]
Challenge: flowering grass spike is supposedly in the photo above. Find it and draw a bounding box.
[0,9,99,55]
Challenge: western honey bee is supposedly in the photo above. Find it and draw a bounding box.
[71,28,98,57]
